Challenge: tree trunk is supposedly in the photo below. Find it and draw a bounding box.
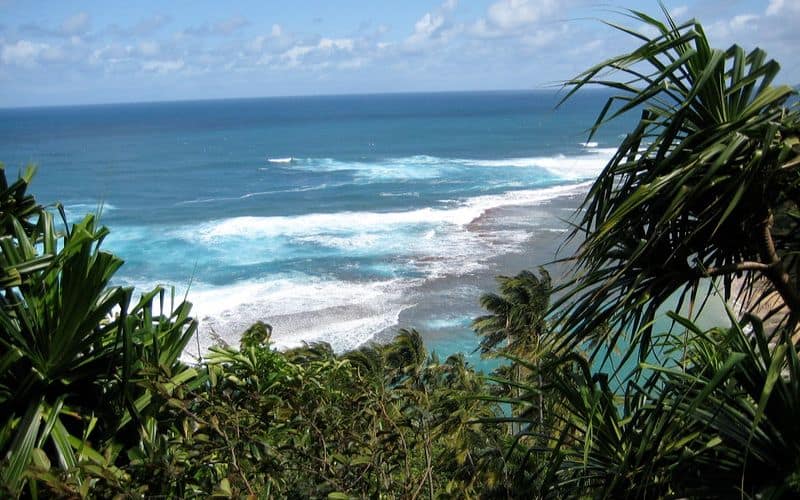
[758,211,800,332]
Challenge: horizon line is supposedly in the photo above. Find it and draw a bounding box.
[0,85,604,112]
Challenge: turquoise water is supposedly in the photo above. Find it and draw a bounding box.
[0,90,635,360]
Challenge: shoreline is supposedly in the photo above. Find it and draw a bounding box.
[185,186,590,360]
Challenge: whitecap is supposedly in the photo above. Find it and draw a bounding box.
[157,275,419,356]
[176,182,588,245]
[175,184,334,206]
[424,316,471,330]
[62,202,117,212]
[284,151,615,182]
[454,149,615,180]
[379,191,420,198]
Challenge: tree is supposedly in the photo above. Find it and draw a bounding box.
[474,269,551,357]
[493,8,800,498]
[551,6,800,365]
[474,269,552,432]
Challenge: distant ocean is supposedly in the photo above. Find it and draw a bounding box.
[0,90,634,361]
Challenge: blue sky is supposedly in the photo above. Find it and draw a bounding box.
[1,0,797,107]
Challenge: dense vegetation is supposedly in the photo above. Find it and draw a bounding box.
[2,10,799,498]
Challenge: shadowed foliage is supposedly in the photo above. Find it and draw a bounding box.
[490,8,800,499]
[552,6,800,365]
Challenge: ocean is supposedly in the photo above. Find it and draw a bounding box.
[0,90,635,363]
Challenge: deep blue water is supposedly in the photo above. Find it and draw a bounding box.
[0,90,633,356]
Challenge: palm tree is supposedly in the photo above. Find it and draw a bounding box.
[513,309,800,498]
[474,268,551,357]
[384,328,428,383]
[552,7,800,364]
[474,268,552,430]
[382,328,437,498]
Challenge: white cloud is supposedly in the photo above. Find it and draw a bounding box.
[568,38,602,56]
[707,13,760,40]
[183,16,249,37]
[729,14,759,30]
[468,19,500,38]
[318,38,354,51]
[409,13,445,43]
[138,40,160,56]
[214,16,248,35]
[766,0,800,16]
[90,44,127,65]
[107,15,170,38]
[670,6,689,19]
[61,12,90,36]
[279,38,354,67]
[141,59,184,73]
[4,0,794,107]
[1,39,49,67]
[520,24,566,49]
[247,24,287,54]
[405,0,461,47]
[338,57,368,69]
[486,0,557,31]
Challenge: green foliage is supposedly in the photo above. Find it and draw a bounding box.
[491,8,800,499]
[498,309,800,498]
[0,164,513,496]
[553,5,800,362]
[473,268,551,358]
[3,8,800,498]
[0,166,199,497]
[110,331,512,498]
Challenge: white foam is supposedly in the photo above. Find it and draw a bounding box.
[176,184,334,206]
[286,155,455,181]
[379,191,420,198]
[455,149,616,180]
[180,182,591,244]
[158,275,418,355]
[157,180,594,356]
[286,151,616,182]
[267,157,293,163]
[294,233,382,250]
[64,202,117,211]
[186,276,400,318]
[581,141,599,148]
[424,316,470,330]
[269,309,406,352]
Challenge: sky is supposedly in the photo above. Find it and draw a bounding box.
[0,0,798,107]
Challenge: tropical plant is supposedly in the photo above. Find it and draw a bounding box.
[506,309,800,498]
[474,268,552,437]
[0,166,198,497]
[491,8,800,498]
[552,6,800,364]
[0,163,41,240]
[474,268,551,358]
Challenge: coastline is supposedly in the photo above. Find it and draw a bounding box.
[186,186,590,361]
